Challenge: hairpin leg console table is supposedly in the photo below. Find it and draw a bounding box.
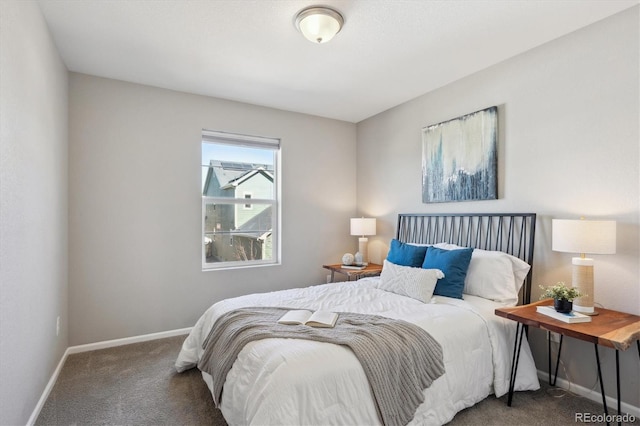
[495,300,640,426]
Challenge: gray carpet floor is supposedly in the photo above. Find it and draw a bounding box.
[36,335,638,426]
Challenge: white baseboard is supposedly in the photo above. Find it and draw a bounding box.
[27,327,192,426]
[537,369,640,418]
[66,327,192,354]
[26,346,71,426]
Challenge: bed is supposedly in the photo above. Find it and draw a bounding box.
[176,213,541,425]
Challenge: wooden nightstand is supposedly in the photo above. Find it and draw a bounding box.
[322,263,383,283]
[495,300,640,425]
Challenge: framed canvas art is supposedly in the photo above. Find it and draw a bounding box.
[422,106,497,203]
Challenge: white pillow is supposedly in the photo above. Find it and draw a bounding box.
[376,259,444,303]
[466,249,530,304]
[433,243,530,305]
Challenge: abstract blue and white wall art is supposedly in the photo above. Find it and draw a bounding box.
[422,106,498,203]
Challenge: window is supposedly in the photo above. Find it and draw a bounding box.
[202,130,280,270]
[243,192,252,209]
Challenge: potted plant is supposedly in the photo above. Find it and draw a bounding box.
[539,282,584,313]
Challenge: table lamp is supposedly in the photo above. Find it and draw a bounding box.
[552,218,616,315]
[350,218,376,265]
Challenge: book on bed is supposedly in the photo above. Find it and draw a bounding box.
[278,309,338,328]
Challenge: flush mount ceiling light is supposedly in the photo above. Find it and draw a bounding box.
[295,6,344,44]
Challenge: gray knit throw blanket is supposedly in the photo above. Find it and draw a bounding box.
[197,307,445,426]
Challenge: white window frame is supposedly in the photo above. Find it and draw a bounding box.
[201,130,280,270]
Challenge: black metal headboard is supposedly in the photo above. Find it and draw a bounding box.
[396,213,536,304]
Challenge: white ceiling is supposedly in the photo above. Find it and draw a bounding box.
[38,0,638,123]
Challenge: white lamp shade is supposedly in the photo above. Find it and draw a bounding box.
[350,218,376,236]
[295,7,343,44]
[552,219,616,255]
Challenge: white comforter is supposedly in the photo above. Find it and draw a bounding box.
[175,278,539,425]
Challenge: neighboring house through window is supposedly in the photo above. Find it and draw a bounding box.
[202,130,280,270]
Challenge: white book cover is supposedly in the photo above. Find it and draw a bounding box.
[536,305,591,323]
[341,264,366,270]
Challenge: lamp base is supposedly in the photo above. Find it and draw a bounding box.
[572,257,595,314]
[358,237,369,264]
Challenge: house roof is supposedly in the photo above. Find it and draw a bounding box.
[203,160,273,195]
[222,168,274,190]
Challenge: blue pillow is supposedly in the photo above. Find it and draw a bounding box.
[386,239,428,267]
[423,246,474,299]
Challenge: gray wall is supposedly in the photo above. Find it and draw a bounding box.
[356,7,639,408]
[68,73,357,345]
[0,1,69,425]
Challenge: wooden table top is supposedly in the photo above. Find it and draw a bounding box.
[322,263,383,275]
[495,300,640,351]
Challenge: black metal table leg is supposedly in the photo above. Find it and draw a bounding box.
[594,344,610,426]
[547,331,551,384]
[547,332,563,386]
[554,336,563,385]
[616,350,620,426]
[508,322,525,406]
